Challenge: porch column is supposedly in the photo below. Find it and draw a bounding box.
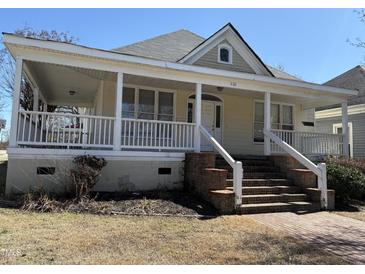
[9,56,23,148]
[264,92,271,156]
[113,72,123,151]
[342,101,349,157]
[33,87,39,111]
[194,83,202,152]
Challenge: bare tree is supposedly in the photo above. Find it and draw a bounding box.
[0,26,78,112]
[348,10,365,51]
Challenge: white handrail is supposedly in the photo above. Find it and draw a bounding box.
[264,129,328,209]
[200,125,243,207]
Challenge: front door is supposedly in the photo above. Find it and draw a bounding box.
[189,98,223,151]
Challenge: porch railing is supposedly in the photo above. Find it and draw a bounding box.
[17,110,115,148]
[264,129,328,209]
[17,111,195,151]
[270,129,344,156]
[121,118,195,150]
[200,125,243,207]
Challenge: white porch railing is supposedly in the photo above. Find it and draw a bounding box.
[264,129,328,209]
[200,125,243,207]
[121,118,195,150]
[17,110,115,148]
[271,129,344,156]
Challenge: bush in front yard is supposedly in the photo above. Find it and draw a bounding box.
[70,155,107,200]
[326,162,365,203]
[327,157,365,174]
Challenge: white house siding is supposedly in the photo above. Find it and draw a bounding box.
[193,40,256,74]
[316,113,365,159]
[6,155,184,194]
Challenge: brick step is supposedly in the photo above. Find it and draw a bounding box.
[226,185,300,195]
[215,159,272,167]
[215,165,277,173]
[242,193,308,204]
[237,172,286,179]
[238,201,320,214]
[227,178,292,187]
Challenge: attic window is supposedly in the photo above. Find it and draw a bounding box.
[218,44,232,64]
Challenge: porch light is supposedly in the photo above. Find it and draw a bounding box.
[69,90,76,96]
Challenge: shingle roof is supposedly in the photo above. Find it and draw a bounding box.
[113,28,302,81]
[113,29,205,62]
[317,65,365,110]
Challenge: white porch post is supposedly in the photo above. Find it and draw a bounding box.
[194,83,202,152]
[33,87,39,111]
[9,57,23,148]
[342,101,349,157]
[264,92,271,156]
[113,72,123,151]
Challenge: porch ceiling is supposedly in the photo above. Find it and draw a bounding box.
[25,61,116,106]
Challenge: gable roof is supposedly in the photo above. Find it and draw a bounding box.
[178,23,274,77]
[113,24,303,81]
[317,65,365,110]
[114,29,204,62]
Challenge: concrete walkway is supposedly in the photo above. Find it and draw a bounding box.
[250,212,365,264]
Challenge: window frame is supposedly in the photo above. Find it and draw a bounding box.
[122,84,176,121]
[217,43,233,65]
[253,99,296,144]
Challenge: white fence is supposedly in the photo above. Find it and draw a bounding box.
[271,129,343,156]
[17,111,115,148]
[121,118,195,150]
[17,111,195,151]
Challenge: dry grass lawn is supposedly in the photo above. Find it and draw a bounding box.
[0,208,345,264]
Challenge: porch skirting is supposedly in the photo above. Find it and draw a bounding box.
[5,149,185,195]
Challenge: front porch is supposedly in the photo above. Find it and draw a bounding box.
[11,60,347,158]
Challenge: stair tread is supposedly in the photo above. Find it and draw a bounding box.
[227,178,290,182]
[242,193,307,198]
[240,201,315,208]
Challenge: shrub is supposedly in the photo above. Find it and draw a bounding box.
[326,162,365,203]
[326,157,365,174]
[70,155,107,199]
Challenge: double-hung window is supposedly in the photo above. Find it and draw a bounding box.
[122,87,174,121]
[253,101,294,143]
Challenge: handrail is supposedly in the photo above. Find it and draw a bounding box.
[19,110,115,120]
[264,129,328,209]
[200,125,243,207]
[272,129,344,137]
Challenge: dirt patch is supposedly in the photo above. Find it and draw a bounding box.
[332,199,365,222]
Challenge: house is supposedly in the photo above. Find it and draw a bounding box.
[3,23,357,213]
[315,65,365,159]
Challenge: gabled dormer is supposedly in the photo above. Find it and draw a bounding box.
[179,23,274,76]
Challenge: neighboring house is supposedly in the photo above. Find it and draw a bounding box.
[316,65,365,159]
[2,23,357,213]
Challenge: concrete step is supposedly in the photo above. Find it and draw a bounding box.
[242,193,308,204]
[239,201,320,214]
[226,185,301,195]
[227,178,292,187]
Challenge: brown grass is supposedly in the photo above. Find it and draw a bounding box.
[333,200,365,223]
[0,208,345,264]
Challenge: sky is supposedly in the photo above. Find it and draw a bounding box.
[0,8,364,130]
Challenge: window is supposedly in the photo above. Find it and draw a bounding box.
[187,102,193,123]
[218,44,232,64]
[215,105,221,128]
[122,87,175,121]
[253,101,294,143]
[138,89,155,120]
[158,92,173,121]
[122,87,135,118]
